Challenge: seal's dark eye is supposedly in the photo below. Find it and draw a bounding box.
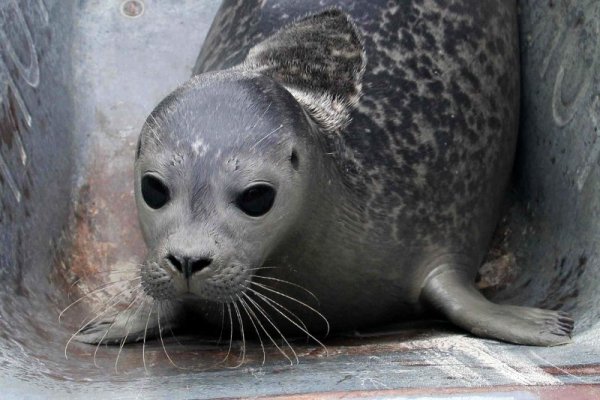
[236,184,276,217]
[141,175,170,209]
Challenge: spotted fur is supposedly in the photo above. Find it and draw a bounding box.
[237,9,367,133]
[195,0,519,267]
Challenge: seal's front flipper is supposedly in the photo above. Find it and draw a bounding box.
[421,264,574,346]
[75,304,175,345]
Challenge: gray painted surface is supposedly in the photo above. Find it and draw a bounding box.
[0,0,599,399]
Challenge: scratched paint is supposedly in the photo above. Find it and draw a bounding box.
[0,148,21,202]
[550,4,599,128]
[576,95,600,191]
[398,335,560,387]
[0,0,42,203]
[0,0,41,87]
[0,56,32,127]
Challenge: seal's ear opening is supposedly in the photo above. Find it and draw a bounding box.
[290,148,300,171]
[240,9,366,135]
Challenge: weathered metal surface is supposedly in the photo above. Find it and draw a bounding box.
[257,385,600,400]
[0,0,599,399]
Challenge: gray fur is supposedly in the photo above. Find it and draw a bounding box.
[76,0,574,348]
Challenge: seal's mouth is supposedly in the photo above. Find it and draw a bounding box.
[140,257,253,304]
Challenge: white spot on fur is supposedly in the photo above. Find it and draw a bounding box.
[191,138,209,157]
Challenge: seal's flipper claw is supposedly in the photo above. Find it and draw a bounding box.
[421,264,574,346]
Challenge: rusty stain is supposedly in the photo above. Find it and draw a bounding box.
[121,0,144,18]
[543,363,600,376]
[56,142,147,322]
[477,209,520,293]
[477,252,518,290]
[68,182,114,281]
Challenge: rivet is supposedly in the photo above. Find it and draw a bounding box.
[121,0,144,18]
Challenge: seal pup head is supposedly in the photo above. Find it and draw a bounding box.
[135,71,317,303]
[134,9,366,306]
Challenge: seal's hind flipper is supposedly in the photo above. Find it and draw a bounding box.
[421,264,574,346]
[239,9,366,134]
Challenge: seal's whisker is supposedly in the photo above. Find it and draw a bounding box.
[67,269,140,297]
[242,292,290,365]
[148,114,165,145]
[246,286,309,336]
[231,300,246,368]
[221,302,234,365]
[115,298,148,373]
[78,263,141,272]
[93,287,143,368]
[250,288,328,356]
[248,101,272,131]
[158,303,184,347]
[148,113,162,128]
[147,125,163,145]
[157,302,184,370]
[81,263,142,271]
[167,326,183,346]
[249,280,330,336]
[244,293,298,365]
[117,260,146,267]
[239,295,266,366]
[246,266,280,272]
[67,278,83,297]
[67,270,140,295]
[251,275,321,305]
[59,277,141,322]
[217,303,225,345]
[74,284,137,329]
[142,302,155,374]
[64,285,136,360]
[252,124,283,149]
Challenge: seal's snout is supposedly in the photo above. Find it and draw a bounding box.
[166,254,212,278]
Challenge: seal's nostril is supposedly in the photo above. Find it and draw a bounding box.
[167,255,183,273]
[167,254,210,277]
[190,257,212,275]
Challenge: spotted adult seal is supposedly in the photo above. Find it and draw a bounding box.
[76,0,573,348]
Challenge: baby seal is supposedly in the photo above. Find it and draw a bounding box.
[77,0,573,348]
